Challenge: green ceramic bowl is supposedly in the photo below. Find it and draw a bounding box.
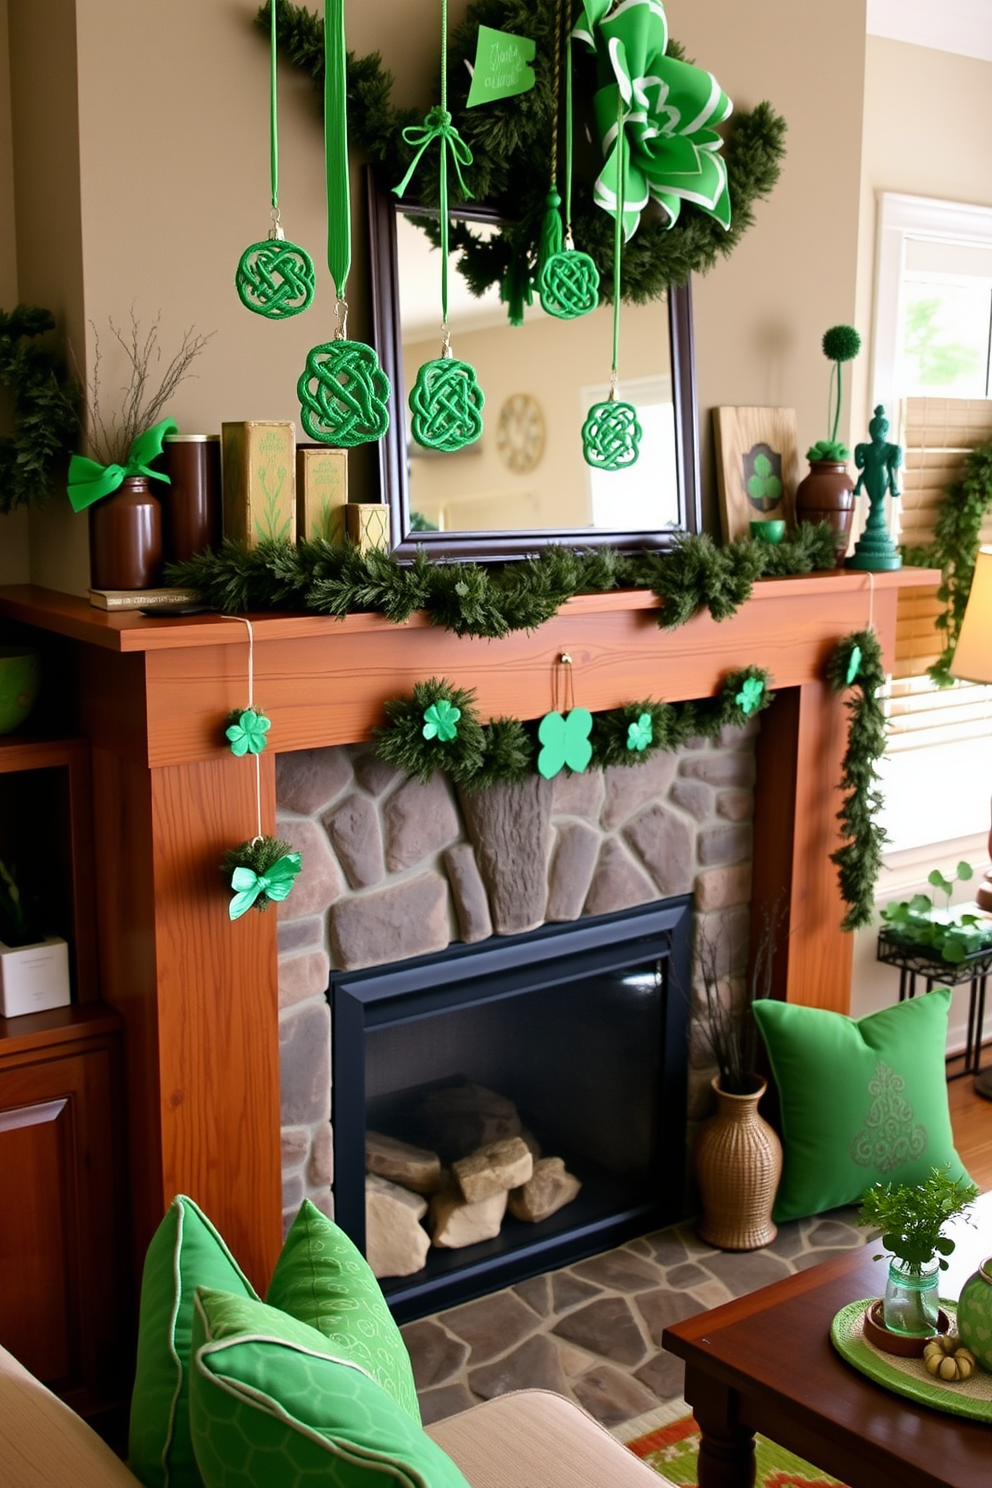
[750,519,787,544]
[0,649,41,734]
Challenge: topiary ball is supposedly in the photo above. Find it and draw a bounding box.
[822,324,861,363]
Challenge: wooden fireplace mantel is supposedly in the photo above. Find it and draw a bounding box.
[0,570,938,1290]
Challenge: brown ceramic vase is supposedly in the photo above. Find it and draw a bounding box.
[88,475,163,591]
[695,1075,783,1251]
[795,459,855,566]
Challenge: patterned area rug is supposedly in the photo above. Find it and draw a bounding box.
[626,1413,847,1488]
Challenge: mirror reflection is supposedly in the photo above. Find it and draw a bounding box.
[369,173,700,560]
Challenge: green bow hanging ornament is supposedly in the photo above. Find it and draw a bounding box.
[538,0,600,321]
[224,839,302,920]
[574,0,733,240]
[67,416,177,512]
[236,0,315,320]
[537,653,593,780]
[394,0,484,454]
[298,0,390,446]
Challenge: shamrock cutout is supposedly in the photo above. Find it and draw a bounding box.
[537,708,593,779]
[846,644,863,686]
[627,712,654,753]
[229,853,302,920]
[226,708,271,756]
[734,678,765,716]
[423,699,461,742]
[745,450,783,509]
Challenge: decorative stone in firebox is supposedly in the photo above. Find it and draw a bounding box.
[274,723,758,1234]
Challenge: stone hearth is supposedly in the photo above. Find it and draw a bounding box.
[273,720,760,1233]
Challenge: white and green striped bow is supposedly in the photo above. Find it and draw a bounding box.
[574,0,733,240]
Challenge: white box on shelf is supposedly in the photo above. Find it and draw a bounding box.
[0,936,71,1017]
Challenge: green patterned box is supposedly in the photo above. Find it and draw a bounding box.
[296,446,348,544]
[221,421,296,546]
[345,503,390,554]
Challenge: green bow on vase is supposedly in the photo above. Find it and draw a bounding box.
[574,0,733,240]
[66,417,178,513]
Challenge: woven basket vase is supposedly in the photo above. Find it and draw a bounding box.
[695,1075,783,1251]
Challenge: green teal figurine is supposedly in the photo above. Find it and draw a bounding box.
[845,404,902,571]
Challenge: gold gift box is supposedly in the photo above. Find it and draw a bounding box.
[296,447,348,544]
[346,504,390,554]
[221,421,296,546]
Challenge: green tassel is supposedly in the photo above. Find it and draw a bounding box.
[538,188,563,274]
[499,248,533,328]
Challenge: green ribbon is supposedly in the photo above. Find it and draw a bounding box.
[229,852,302,920]
[67,417,177,513]
[573,0,732,240]
[324,0,350,298]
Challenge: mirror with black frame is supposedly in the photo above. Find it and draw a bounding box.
[368,168,701,561]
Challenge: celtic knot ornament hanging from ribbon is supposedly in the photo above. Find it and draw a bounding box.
[298,337,391,446]
[582,398,642,470]
[237,235,315,320]
[409,355,484,454]
[236,0,315,320]
[540,249,600,320]
[574,0,733,240]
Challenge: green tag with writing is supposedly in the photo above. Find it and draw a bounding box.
[466,25,536,107]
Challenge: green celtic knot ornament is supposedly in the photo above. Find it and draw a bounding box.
[539,250,600,320]
[537,708,593,779]
[297,340,391,447]
[236,239,315,319]
[582,400,642,471]
[409,357,484,453]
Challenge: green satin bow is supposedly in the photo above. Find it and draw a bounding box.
[574,0,732,240]
[395,107,474,203]
[228,852,302,921]
[67,417,178,513]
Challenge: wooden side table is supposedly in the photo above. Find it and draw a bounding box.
[876,930,992,1098]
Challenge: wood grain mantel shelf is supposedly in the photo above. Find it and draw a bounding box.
[0,570,939,1294]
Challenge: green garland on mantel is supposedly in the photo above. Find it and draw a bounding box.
[167,524,837,639]
[828,628,889,931]
[256,0,787,304]
[372,669,774,790]
[901,434,992,688]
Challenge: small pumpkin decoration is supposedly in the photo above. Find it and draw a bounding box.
[923,1334,976,1382]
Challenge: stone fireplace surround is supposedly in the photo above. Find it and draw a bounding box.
[274,723,759,1233]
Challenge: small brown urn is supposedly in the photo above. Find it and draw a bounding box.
[795,460,855,566]
[88,476,163,591]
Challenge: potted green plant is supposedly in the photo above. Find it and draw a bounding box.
[858,1166,980,1337]
[693,906,783,1251]
[0,856,71,1017]
[881,860,992,965]
[795,323,862,564]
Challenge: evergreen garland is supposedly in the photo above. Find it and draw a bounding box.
[827,629,889,931]
[372,668,774,789]
[901,435,992,688]
[256,1,787,305]
[0,305,80,514]
[168,527,837,639]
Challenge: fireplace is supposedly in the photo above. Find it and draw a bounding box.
[330,898,691,1320]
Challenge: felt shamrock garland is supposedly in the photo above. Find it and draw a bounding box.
[297,0,390,446]
[537,0,599,320]
[373,668,774,789]
[236,0,316,320]
[220,617,301,919]
[394,0,484,454]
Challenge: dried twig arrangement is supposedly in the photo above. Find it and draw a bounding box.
[82,310,213,464]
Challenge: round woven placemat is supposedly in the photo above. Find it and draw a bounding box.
[830,1300,992,1423]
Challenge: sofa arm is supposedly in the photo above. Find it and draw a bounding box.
[0,1344,141,1488]
[426,1388,674,1488]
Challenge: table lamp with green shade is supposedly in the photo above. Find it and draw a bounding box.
[950,544,992,911]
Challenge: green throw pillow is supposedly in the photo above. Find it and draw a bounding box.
[128,1195,258,1488]
[267,1199,421,1424]
[189,1289,470,1488]
[753,989,970,1222]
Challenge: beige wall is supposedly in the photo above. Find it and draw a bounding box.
[3,0,869,587]
[0,0,26,580]
[854,35,992,434]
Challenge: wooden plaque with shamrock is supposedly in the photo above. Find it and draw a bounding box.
[712,406,799,543]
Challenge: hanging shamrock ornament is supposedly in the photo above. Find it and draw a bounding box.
[235,0,315,320]
[538,0,600,320]
[581,92,641,472]
[297,0,390,446]
[394,0,484,454]
[537,653,593,780]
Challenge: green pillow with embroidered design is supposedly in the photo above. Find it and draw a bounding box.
[752,989,970,1223]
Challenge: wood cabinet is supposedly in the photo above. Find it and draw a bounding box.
[0,733,128,1420]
